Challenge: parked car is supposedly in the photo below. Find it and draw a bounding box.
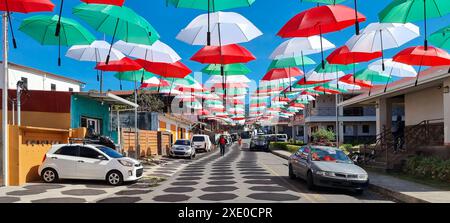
[169,139,196,159]
[276,134,288,142]
[240,131,252,149]
[288,145,369,194]
[191,135,212,152]
[250,135,269,151]
[38,144,143,186]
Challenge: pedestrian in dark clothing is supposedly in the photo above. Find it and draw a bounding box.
[392,115,405,152]
[219,135,227,156]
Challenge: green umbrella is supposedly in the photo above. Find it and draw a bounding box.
[268,56,315,69]
[354,69,390,96]
[379,0,450,49]
[167,0,255,45]
[115,69,156,89]
[429,25,450,50]
[202,64,251,75]
[73,3,160,63]
[19,15,95,66]
[314,62,354,73]
[164,75,197,87]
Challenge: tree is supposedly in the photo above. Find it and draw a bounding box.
[311,128,336,144]
[125,91,166,112]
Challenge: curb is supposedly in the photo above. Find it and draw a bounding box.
[269,149,427,203]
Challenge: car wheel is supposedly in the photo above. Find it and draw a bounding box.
[306,171,315,190]
[106,170,123,186]
[288,164,296,179]
[41,168,58,183]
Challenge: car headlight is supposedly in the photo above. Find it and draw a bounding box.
[315,170,336,177]
[118,160,133,167]
[358,174,368,181]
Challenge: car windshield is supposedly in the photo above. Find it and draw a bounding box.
[175,140,191,146]
[96,146,123,159]
[192,136,204,142]
[240,131,252,139]
[277,135,287,139]
[310,148,352,163]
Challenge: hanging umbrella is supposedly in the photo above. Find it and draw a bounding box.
[368,59,418,92]
[206,75,251,84]
[269,56,315,69]
[135,59,191,79]
[339,74,372,88]
[191,44,255,64]
[393,46,450,85]
[345,22,420,70]
[379,0,450,49]
[177,11,262,46]
[270,36,335,59]
[81,0,125,5]
[96,57,142,92]
[327,46,381,65]
[66,40,125,62]
[113,40,181,63]
[262,68,303,81]
[429,25,450,50]
[202,63,251,75]
[115,69,157,82]
[278,4,366,68]
[73,3,160,64]
[0,0,55,49]
[141,77,170,89]
[19,15,95,66]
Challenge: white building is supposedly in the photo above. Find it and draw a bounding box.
[0,62,84,92]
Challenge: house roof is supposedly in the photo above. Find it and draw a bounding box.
[74,92,138,108]
[339,66,450,107]
[2,62,85,85]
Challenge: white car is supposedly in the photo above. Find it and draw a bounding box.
[38,144,143,186]
[240,131,253,149]
[169,139,196,159]
[191,135,212,152]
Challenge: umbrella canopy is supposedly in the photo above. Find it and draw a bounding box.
[206,75,251,84]
[140,77,170,88]
[202,63,251,75]
[262,68,303,81]
[167,0,255,11]
[393,46,450,67]
[277,4,366,37]
[115,70,157,82]
[369,59,417,78]
[176,11,262,46]
[430,25,450,50]
[379,0,450,23]
[66,40,125,62]
[270,36,335,59]
[354,69,391,83]
[339,74,372,88]
[191,44,255,64]
[306,70,346,82]
[19,15,95,66]
[269,56,315,69]
[96,57,141,72]
[81,0,125,5]
[0,0,55,13]
[73,3,160,45]
[113,40,181,63]
[326,46,381,65]
[136,59,191,78]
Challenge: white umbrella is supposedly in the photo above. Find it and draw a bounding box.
[305,70,347,82]
[328,80,362,91]
[176,11,262,46]
[270,36,335,59]
[205,75,251,86]
[113,40,181,63]
[66,40,125,62]
[369,59,417,92]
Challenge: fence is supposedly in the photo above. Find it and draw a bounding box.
[121,128,162,158]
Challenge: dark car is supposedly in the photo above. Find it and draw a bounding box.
[250,135,269,151]
[288,145,369,194]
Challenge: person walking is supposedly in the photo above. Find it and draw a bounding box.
[392,115,405,153]
[219,135,227,156]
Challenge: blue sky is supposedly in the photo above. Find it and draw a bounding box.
[3,0,449,92]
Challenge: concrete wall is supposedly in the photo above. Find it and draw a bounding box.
[0,110,71,130]
[405,87,444,126]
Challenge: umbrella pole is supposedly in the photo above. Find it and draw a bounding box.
[207,0,211,46]
[4,1,16,49]
[354,0,360,35]
[100,71,103,93]
[368,74,374,96]
[55,0,64,37]
[319,27,325,69]
[380,30,385,71]
[106,18,120,65]
[414,56,425,86]
[423,0,428,50]
[58,34,61,66]
[383,68,393,93]
[301,51,306,84]
[134,79,139,159]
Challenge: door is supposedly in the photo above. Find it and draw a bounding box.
[77,146,109,180]
[52,146,81,179]
[296,147,310,179]
[81,117,102,136]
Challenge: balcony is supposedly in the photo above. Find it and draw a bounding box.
[305,106,376,123]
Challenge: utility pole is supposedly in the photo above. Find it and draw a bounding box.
[2,13,9,186]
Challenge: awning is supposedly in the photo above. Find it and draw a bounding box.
[74,92,138,108]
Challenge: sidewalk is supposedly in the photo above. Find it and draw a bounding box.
[270,149,450,203]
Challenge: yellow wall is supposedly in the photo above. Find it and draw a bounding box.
[159,121,166,131]
[171,124,177,141]
[8,125,70,186]
[0,110,71,130]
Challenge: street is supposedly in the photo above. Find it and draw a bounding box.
[0,143,394,203]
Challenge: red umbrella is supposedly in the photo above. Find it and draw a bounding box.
[314,86,341,94]
[191,44,256,64]
[262,68,303,81]
[295,78,330,86]
[210,107,225,113]
[250,102,267,107]
[228,99,244,105]
[339,74,372,88]
[140,79,170,89]
[327,46,382,65]
[272,97,290,102]
[197,109,210,116]
[278,4,366,68]
[393,46,450,86]
[81,0,125,5]
[96,57,141,72]
[231,117,246,121]
[0,0,55,49]
[289,103,305,109]
[135,59,191,78]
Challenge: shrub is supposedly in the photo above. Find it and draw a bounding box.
[269,142,302,153]
[403,155,450,183]
[311,128,335,143]
[339,144,354,155]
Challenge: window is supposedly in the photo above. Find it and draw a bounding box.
[51,83,56,91]
[192,136,205,142]
[343,125,347,134]
[362,125,370,134]
[54,146,79,157]
[81,117,102,136]
[312,100,316,108]
[21,77,28,89]
[69,88,73,92]
[79,147,102,159]
[96,146,122,158]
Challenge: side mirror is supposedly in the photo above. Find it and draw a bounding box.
[98,155,108,160]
